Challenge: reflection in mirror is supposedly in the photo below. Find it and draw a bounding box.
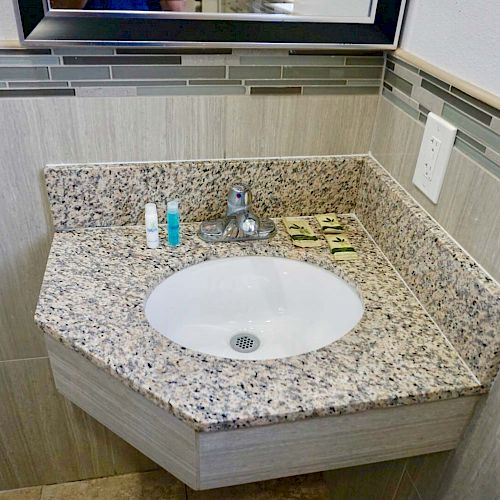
[48,0,376,21]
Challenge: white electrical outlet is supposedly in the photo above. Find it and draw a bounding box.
[412,112,457,204]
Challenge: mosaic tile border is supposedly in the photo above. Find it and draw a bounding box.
[0,47,383,98]
[382,54,500,180]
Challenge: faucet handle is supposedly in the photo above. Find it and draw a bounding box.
[227,183,252,215]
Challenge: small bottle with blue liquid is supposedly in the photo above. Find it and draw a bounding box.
[167,199,181,247]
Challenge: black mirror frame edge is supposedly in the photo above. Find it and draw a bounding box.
[14,0,406,48]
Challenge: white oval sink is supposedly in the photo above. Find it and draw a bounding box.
[145,256,364,360]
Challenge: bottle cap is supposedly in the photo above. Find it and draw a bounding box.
[167,199,179,213]
[145,203,157,215]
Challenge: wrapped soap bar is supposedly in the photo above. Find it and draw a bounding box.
[283,218,322,248]
[325,233,358,261]
[315,213,344,234]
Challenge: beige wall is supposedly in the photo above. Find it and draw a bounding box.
[0,93,377,490]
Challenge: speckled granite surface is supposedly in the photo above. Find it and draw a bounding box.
[45,157,364,230]
[356,160,500,386]
[35,215,482,432]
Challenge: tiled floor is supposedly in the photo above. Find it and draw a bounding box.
[0,470,330,500]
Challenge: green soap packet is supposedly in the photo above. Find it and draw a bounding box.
[325,233,358,261]
[315,213,344,234]
[283,218,322,248]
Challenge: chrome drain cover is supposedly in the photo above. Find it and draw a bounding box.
[230,333,260,353]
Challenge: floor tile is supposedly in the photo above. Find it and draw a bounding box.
[187,473,329,499]
[0,487,42,500]
[41,479,99,500]
[41,470,185,500]
[97,470,185,500]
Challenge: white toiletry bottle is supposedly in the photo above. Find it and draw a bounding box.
[145,203,160,249]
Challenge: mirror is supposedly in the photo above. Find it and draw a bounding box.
[15,0,405,48]
[48,1,378,23]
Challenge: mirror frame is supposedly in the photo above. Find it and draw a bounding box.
[14,0,406,49]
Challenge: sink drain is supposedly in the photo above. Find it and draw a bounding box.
[230,333,260,353]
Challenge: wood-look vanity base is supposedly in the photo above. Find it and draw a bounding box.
[46,336,479,491]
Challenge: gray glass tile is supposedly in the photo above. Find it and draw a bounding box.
[63,56,181,65]
[443,103,500,153]
[392,64,422,86]
[117,48,232,55]
[0,82,6,88]
[385,70,412,96]
[419,104,430,115]
[456,130,487,153]
[0,89,75,97]
[346,56,384,66]
[346,79,381,87]
[485,148,500,165]
[386,60,395,71]
[240,56,345,66]
[0,49,51,55]
[450,87,500,119]
[455,138,500,179]
[492,117,500,134]
[9,81,69,88]
[70,80,186,87]
[52,48,115,55]
[189,79,241,85]
[419,70,450,90]
[250,87,301,95]
[283,66,382,79]
[422,80,492,125]
[391,86,419,110]
[229,66,281,79]
[382,88,420,120]
[137,85,245,96]
[51,66,110,80]
[245,79,346,86]
[113,66,225,79]
[303,86,379,95]
[0,56,60,66]
[75,87,137,97]
[0,67,49,81]
[387,55,419,73]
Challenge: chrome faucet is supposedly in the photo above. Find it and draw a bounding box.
[198,184,276,242]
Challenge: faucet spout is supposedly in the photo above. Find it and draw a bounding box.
[198,184,276,243]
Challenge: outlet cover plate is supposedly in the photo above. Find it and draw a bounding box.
[413,112,457,204]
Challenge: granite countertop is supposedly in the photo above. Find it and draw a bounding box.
[35,215,482,432]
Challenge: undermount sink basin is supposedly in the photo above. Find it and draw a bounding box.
[145,256,364,360]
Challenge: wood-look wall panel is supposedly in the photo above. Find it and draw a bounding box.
[323,457,407,500]
[0,357,154,491]
[370,98,500,281]
[224,95,379,158]
[0,96,226,362]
